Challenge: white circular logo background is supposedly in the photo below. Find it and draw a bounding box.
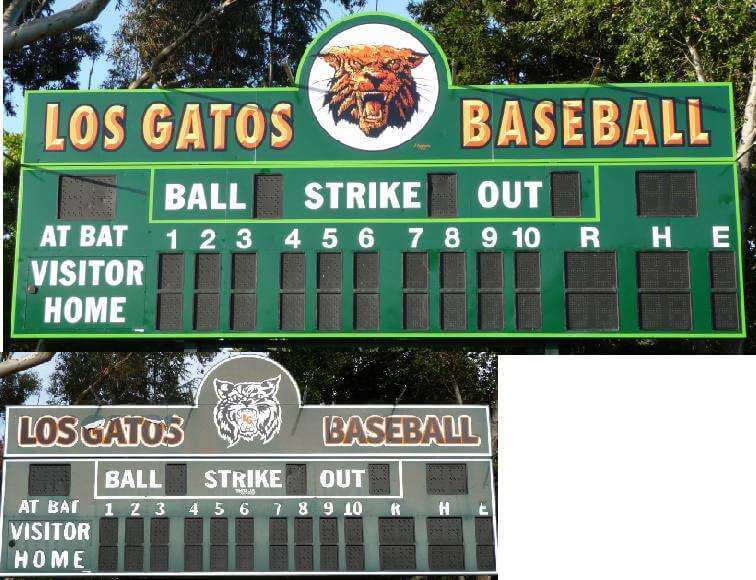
[307,23,440,151]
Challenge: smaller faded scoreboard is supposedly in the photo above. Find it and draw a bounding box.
[0,355,496,575]
[10,13,744,339]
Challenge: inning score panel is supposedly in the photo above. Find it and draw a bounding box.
[12,162,743,337]
[1,459,495,574]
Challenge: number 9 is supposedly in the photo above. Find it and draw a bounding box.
[482,226,497,248]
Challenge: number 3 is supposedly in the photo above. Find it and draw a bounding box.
[236,228,252,249]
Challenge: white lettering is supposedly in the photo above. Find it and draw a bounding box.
[652,225,672,248]
[165,183,185,210]
[712,226,730,248]
[580,226,601,248]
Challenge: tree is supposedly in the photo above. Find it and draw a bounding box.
[3,0,104,115]
[106,0,365,90]
[0,353,45,416]
[47,352,217,405]
[2,131,42,352]
[269,348,496,405]
[3,0,109,51]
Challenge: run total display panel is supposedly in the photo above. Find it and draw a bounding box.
[10,13,744,340]
[0,355,497,575]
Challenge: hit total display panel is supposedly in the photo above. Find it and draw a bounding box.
[10,13,744,339]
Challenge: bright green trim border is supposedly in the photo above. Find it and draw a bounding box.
[9,92,30,338]
[9,168,25,339]
[21,82,735,95]
[145,164,600,224]
[733,163,747,334]
[10,331,747,339]
[22,158,737,169]
[148,168,156,223]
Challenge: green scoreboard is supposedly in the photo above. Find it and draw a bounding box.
[10,12,744,340]
[0,355,496,575]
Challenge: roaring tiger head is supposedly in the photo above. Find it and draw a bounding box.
[318,45,427,137]
[213,376,282,447]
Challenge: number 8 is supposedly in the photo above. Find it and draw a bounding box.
[445,227,460,248]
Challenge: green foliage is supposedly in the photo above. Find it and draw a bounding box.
[2,131,35,350]
[3,0,104,115]
[105,0,365,89]
[412,0,754,122]
[48,353,216,405]
[269,348,496,405]
[0,369,42,417]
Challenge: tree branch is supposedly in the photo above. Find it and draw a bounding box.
[684,36,707,82]
[128,0,241,89]
[3,0,110,52]
[0,351,54,379]
[31,0,50,21]
[736,54,756,175]
[3,0,30,29]
[73,353,135,404]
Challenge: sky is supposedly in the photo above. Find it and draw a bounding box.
[2,0,412,133]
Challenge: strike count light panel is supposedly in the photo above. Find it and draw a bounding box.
[10,12,744,339]
[0,355,497,575]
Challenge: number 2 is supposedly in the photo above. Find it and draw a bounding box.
[200,228,216,249]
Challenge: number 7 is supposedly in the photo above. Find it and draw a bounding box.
[409,227,423,248]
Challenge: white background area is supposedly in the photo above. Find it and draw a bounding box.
[498,355,756,580]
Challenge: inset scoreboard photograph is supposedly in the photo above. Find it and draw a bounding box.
[0,354,497,575]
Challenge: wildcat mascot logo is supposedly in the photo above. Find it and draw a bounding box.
[213,375,283,447]
[308,22,439,151]
[319,45,426,137]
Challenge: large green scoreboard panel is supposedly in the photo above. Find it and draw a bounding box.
[0,355,496,575]
[10,13,744,339]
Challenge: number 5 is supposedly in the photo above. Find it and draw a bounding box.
[322,228,338,248]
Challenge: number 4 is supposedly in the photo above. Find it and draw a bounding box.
[285,228,302,249]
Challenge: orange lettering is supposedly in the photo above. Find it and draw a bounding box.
[142,103,174,151]
[69,105,98,151]
[270,102,294,149]
[496,100,528,147]
[591,99,620,146]
[461,99,491,148]
[533,100,556,146]
[44,103,65,151]
[625,99,657,146]
[103,105,126,151]
[175,104,206,151]
[661,98,684,145]
[562,100,585,146]
[687,98,710,145]
[209,103,233,150]
[235,104,265,149]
